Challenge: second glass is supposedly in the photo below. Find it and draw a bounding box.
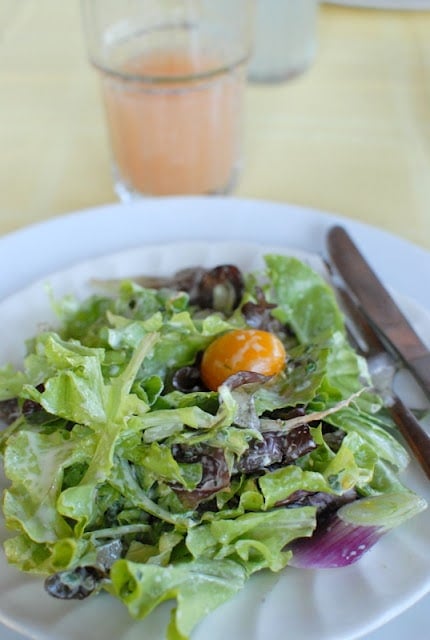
[81,0,254,200]
[248,0,319,84]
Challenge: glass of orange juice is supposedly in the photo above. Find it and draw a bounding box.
[81,0,255,200]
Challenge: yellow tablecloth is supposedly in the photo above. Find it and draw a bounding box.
[1,7,430,640]
[1,1,430,250]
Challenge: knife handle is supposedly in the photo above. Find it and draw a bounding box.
[390,396,430,480]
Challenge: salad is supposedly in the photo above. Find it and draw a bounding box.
[0,253,426,640]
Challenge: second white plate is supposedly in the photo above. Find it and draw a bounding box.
[324,1,430,10]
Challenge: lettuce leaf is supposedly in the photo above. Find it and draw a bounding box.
[109,558,247,640]
[0,252,425,640]
[186,507,316,574]
[265,254,345,342]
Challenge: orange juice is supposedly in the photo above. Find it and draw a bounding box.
[100,50,246,197]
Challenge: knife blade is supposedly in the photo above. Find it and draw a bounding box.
[326,224,430,400]
[329,273,430,480]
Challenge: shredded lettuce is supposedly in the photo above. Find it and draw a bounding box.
[0,254,426,639]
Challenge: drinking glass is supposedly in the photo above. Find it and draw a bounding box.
[81,0,254,200]
[248,0,319,83]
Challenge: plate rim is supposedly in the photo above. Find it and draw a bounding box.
[0,196,429,307]
[0,197,429,640]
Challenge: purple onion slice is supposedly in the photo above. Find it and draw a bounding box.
[288,491,427,569]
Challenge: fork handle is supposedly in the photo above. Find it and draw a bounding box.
[390,396,430,480]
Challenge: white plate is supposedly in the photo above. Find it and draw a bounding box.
[0,197,429,640]
[324,1,430,9]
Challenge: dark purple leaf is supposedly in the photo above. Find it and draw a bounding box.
[171,446,230,508]
[264,406,306,421]
[235,432,284,473]
[277,489,357,514]
[280,425,317,464]
[171,366,204,393]
[134,264,244,312]
[321,423,346,452]
[241,286,281,332]
[195,265,244,312]
[224,371,272,390]
[235,425,317,474]
[0,398,20,426]
[45,565,108,600]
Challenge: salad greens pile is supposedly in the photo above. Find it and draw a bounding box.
[0,254,426,640]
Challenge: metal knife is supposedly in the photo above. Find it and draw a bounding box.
[326,224,430,400]
[329,274,430,480]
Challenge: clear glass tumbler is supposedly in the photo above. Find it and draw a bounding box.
[81,0,254,200]
[248,0,319,84]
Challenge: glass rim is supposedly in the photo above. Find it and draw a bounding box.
[90,54,250,85]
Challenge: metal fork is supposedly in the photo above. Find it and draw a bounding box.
[327,268,430,481]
